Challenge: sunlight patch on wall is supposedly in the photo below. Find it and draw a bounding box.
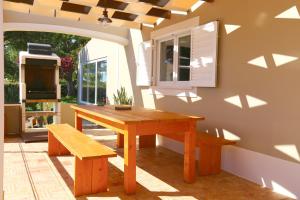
[178,96,189,103]
[224,24,241,34]
[272,54,298,67]
[191,96,202,103]
[154,90,165,100]
[222,129,241,141]
[275,6,300,19]
[142,89,156,109]
[261,177,267,188]
[271,181,297,199]
[246,95,267,108]
[274,144,300,162]
[109,156,179,192]
[248,56,268,68]
[159,196,198,200]
[224,95,242,108]
[215,128,220,137]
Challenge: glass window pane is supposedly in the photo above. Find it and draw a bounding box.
[97,60,107,105]
[178,35,191,81]
[160,39,174,81]
[81,64,88,102]
[88,63,96,104]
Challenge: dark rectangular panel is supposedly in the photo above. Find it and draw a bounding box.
[147,7,171,19]
[97,0,128,10]
[5,0,34,5]
[139,0,169,7]
[61,2,91,14]
[112,11,138,21]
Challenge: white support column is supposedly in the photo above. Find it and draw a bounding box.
[0,1,5,199]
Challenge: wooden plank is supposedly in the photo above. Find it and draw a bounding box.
[139,135,156,148]
[25,99,59,103]
[47,124,116,159]
[71,105,204,124]
[198,143,222,176]
[74,156,93,197]
[48,131,60,156]
[124,124,136,194]
[26,111,57,117]
[77,112,125,134]
[184,121,196,183]
[116,133,124,148]
[91,158,108,193]
[75,112,82,132]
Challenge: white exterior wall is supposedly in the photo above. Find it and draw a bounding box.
[78,38,133,105]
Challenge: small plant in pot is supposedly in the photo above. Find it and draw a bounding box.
[113,87,133,110]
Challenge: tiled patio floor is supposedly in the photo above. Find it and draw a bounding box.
[4,129,290,200]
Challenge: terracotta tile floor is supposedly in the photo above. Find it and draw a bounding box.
[4,129,290,200]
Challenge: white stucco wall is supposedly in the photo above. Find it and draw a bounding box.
[78,38,134,105]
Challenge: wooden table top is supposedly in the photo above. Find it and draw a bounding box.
[71,105,205,125]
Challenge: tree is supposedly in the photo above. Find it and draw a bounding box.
[61,56,75,96]
[4,31,90,96]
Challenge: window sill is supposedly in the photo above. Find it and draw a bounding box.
[147,86,198,97]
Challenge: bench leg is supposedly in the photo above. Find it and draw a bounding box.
[139,135,156,148]
[48,131,70,156]
[124,125,136,194]
[116,133,124,148]
[74,157,108,197]
[198,144,221,176]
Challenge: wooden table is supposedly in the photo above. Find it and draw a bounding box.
[71,105,204,194]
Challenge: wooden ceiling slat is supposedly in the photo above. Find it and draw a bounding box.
[4,0,34,5]
[139,0,170,7]
[147,7,171,19]
[61,2,91,14]
[112,11,138,21]
[97,0,128,10]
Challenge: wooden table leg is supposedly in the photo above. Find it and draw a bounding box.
[116,133,124,148]
[139,135,156,148]
[75,112,83,132]
[74,157,108,197]
[184,121,196,183]
[124,125,136,194]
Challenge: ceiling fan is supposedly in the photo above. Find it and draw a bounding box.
[98,8,112,26]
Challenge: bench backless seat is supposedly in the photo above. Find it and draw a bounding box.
[47,124,117,197]
[159,131,236,176]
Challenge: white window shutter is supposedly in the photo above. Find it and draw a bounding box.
[190,21,219,87]
[136,41,152,86]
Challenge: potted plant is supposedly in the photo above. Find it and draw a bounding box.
[113,87,133,110]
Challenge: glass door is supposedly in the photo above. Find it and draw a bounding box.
[80,59,107,105]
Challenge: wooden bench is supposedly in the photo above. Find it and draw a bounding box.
[159,132,236,176]
[47,124,117,197]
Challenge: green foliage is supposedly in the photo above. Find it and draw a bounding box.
[61,96,77,104]
[4,83,19,104]
[4,31,90,98]
[113,87,133,105]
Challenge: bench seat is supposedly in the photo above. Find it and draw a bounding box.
[160,131,236,176]
[47,124,117,197]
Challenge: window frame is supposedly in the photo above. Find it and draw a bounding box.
[156,30,192,89]
[79,57,107,105]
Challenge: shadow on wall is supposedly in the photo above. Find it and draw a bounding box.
[130,0,300,198]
